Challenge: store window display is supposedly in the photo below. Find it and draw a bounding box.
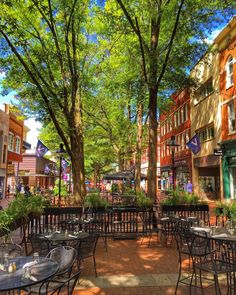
[199,176,215,198]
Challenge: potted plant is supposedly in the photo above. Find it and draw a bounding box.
[160,190,208,215]
[136,192,153,209]
[0,194,47,237]
[84,193,109,211]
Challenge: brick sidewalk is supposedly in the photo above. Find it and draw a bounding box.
[75,236,219,295]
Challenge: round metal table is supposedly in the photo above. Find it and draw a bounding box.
[0,256,58,292]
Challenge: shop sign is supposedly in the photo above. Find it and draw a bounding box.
[214,149,223,156]
[7,164,15,175]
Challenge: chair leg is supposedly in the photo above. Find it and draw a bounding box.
[214,274,221,295]
[199,269,204,295]
[175,253,182,295]
[93,255,97,277]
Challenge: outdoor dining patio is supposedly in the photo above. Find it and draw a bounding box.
[0,193,234,295]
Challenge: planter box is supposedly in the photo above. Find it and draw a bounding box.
[161,204,210,223]
[0,217,28,237]
[161,204,209,212]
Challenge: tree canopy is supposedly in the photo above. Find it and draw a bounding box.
[0,0,235,202]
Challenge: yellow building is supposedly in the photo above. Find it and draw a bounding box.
[190,49,222,200]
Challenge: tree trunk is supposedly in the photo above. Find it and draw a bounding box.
[147,86,157,201]
[135,101,143,193]
[70,132,86,205]
[118,150,124,171]
[147,17,158,201]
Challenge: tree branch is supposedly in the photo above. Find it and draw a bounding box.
[116,0,149,53]
[32,0,69,113]
[156,0,185,88]
[0,29,71,157]
[135,17,148,84]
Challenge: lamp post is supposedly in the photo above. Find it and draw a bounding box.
[56,143,66,206]
[166,136,179,190]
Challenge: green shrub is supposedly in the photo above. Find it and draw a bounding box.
[84,193,109,208]
[136,192,153,208]
[0,194,46,233]
[215,201,236,220]
[111,183,119,193]
[53,179,68,197]
[161,190,203,206]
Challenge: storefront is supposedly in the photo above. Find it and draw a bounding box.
[160,166,171,191]
[194,155,221,200]
[0,169,5,199]
[175,158,192,190]
[221,140,236,199]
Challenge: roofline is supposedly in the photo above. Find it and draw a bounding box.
[214,15,236,44]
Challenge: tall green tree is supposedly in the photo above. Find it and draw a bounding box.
[0,0,98,203]
[111,0,235,200]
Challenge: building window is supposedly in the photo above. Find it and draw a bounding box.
[198,124,215,142]
[178,110,181,126]
[169,118,172,131]
[174,112,177,127]
[228,101,236,133]
[194,77,214,104]
[15,136,21,154]
[8,133,14,152]
[181,132,185,150]
[226,56,234,88]
[186,129,189,144]
[3,145,6,163]
[183,104,188,122]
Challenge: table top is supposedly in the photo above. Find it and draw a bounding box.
[191,226,236,241]
[0,256,58,292]
[35,230,89,242]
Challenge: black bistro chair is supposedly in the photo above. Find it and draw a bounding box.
[77,232,100,276]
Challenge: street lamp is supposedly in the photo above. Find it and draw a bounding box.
[166,136,179,190]
[56,143,67,206]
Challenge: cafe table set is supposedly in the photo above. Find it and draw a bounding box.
[191,221,236,241]
[0,253,58,294]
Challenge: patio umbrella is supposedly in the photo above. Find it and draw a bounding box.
[103,170,147,181]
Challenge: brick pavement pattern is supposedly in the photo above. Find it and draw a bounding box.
[75,236,220,295]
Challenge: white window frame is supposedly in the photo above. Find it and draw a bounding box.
[228,101,236,133]
[174,112,177,127]
[8,132,14,152]
[181,132,185,150]
[178,110,181,126]
[226,56,234,89]
[15,136,21,154]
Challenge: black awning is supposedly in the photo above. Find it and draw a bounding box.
[103,170,147,180]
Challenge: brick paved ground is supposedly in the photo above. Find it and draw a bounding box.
[75,234,223,295]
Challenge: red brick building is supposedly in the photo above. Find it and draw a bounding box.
[6,105,24,193]
[215,16,236,199]
[160,89,191,190]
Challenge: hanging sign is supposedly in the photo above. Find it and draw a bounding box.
[214,149,223,156]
